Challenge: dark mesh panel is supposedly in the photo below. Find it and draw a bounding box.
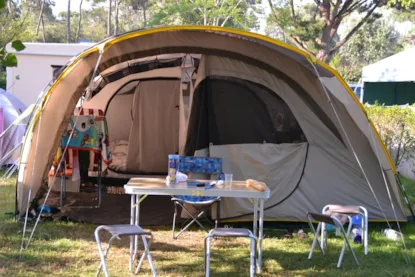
[184,77,306,155]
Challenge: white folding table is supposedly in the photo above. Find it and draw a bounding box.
[124,177,270,274]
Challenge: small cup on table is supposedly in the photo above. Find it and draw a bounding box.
[224,173,233,189]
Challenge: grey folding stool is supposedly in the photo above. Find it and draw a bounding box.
[306,212,359,268]
[204,228,257,277]
[321,204,369,255]
[95,224,157,277]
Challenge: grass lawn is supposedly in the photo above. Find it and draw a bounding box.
[1,173,415,276]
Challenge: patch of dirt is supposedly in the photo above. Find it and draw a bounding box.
[41,186,183,226]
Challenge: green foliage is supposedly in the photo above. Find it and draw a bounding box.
[0,1,30,69]
[1,53,17,67]
[366,103,415,167]
[11,40,25,51]
[268,3,325,53]
[149,0,262,31]
[388,0,415,9]
[0,72,6,89]
[330,18,401,83]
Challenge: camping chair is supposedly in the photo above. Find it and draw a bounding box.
[321,205,368,255]
[306,212,359,268]
[95,224,157,277]
[171,156,223,239]
[204,228,257,277]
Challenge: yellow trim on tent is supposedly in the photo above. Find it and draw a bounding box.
[32,25,395,172]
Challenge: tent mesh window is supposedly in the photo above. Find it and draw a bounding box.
[92,57,194,97]
[184,76,306,155]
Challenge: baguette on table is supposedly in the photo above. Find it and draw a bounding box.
[246,179,266,192]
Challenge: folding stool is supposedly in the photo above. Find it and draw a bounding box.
[306,212,359,268]
[95,224,157,277]
[205,228,257,277]
[321,205,369,255]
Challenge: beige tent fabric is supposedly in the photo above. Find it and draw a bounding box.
[17,52,100,216]
[319,77,403,211]
[209,143,307,219]
[106,93,134,141]
[235,144,402,221]
[16,28,404,220]
[195,54,405,220]
[126,79,180,173]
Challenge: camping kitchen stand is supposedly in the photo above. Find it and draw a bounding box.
[124,177,270,274]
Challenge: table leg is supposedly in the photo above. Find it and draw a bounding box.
[257,199,264,273]
[133,195,140,263]
[253,198,258,238]
[130,194,136,271]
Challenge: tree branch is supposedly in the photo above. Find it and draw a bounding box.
[331,0,341,21]
[221,0,243,27]
[291,36,315,56]
[290,0,296,18]
[330,2,379,54]
[334,0,354,21]
[318,0,332,25]
[267,0,276,13]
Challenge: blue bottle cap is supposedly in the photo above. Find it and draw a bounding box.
[168,154,180,159]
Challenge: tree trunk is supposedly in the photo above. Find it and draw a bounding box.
[76,0,83,42]
[41,15,46,42]
[316,48,332,63]
[67,0,71,43]
[114,0,119,35]
[35,0,45,37]
[203,5,207,25]
[107,0,112,37]
[143,7,147,27]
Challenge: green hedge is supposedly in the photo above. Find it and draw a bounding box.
[0,72,6,89]
[365,103,415,167]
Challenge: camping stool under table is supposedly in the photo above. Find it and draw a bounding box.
[94,224,157,277]
[321,205,368,255]
[204,228,257,277]
[306,212,359,268]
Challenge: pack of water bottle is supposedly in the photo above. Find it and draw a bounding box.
[351,214,362,243]
[383,228,403,241]
[351,227,362,244]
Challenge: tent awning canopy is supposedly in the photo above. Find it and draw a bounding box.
[362,47,415,82]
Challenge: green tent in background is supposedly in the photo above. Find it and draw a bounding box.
[362,48,415,105]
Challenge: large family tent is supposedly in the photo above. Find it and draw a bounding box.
[0,89,27,166]
[17,26,408,223]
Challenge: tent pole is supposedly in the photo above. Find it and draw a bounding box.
[0,143,22,166]
[23,49,106,252]
[396,173,415,221]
